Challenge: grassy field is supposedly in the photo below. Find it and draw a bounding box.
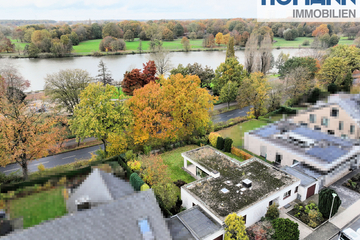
[216,120,269,148]
[273,36,354,48]
[73,38,208,54]
[8,187,67,228]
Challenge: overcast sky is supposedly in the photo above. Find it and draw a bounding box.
[0,0,257,21]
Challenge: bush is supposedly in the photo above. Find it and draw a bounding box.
[265,203,279,220]
[308,88,321,104]
[125,150,135,162]
[58,177,67,186]
[127,160,141,171]
[140,183,150,191]
[272,218,299,240]
[216,136,224,150]
[143,145,152,156]
[319,188,341,219]
[328,83,338,94]
[223,138,233,152]
[300,214,310,224]
[209,132,220,147]
[37,164,45,172]
[231,147,253,160]
[302,40,310,46]
[129,173,145,191]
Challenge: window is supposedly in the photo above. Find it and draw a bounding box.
[339,121,344,131]
[321,117,329,127]
[138,218,154,240]
[295,186,298,193]
[269,200,273,206]
[243,215,247,224]
[292,160,299,165]
[196,167,208,178]
[300,122,308,126]
[350,125,355,134]
[283,190,291,200]
[275,153,282,164]
[314,126,321,131]
[331,108,339,117]
[260,146,267,158]
[341,134,348,139]
[77,202,90,211]
[328,130,335,135]
[309,114,316,123]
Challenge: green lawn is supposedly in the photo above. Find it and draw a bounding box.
[273,36,354,48]
[73,38,209,53]
[338,36,355,45]
[216,120,269,148]
[8,187,67,228]
[9,38,27,49]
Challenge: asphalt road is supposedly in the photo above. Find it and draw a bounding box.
[0,145,101,176]
[211,105,251,123]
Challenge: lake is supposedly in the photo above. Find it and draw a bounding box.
[0,49,307,91]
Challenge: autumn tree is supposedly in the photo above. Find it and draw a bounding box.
[170,62,215,88]
[215,32,223,46]
[284,66,314,103]
[162,28,174,41]
[0,63,30,92]
[96,60,114,85]
[139,154,178,209]
[317,57,349,86]
[137,40,143,54]
[124,30,134,41]
[102,22,122,38]
[69,82,132,155]
[244,33,258,73]
[328,45,360,72]
[222,33,230,45]
[312,24,329,37]
[0,37,14,53]
[226,37,235,59]
[121,60,158,96]
[220,81,238,109]
[203,34,215,48]
[149,47,172,75]
[224,213,248,240]
[181,37,191,52]
[237,72,271,119]
[0,97,67,179]
[275,51,290,70]
[279,57,318,79]
[257,33,272,74]
[212,57,247,95]
[44,69,93,114]
[128,74,216,146]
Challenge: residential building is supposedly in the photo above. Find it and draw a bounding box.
[181,146,300,229]
[292,93,360,140]
[244,121,360,193]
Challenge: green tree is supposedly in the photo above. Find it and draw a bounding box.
[328,45,360,72]
[124,30,134,41]
[181,37,191,52]
[174,23,184,37]
[237,72,271,119]
[137,40,143,54]
[69,31,79,45]
[265,203,279,220]
[44,69,93,114]
[102,22,122,38]
[69,82,132,156]
[226,37,235,59]
[279,57,318,79]
[318,188,342,219]
[170,63,214,88]
[212,57,247,95]
[342,70,353,92]
[224,213,248,240]
[272,218,299,240]
[317,57,349,86]
[220,81,238,109]
[28,42,40,57]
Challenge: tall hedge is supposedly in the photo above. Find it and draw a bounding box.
[272,218,299,240]
[318,188,342,219]
[129,173,144,191]
[223,138,233,152]
[216,136,224,150]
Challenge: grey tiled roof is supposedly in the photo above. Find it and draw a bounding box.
[98,170,134,199]
[328,93,360,125]
[3,190,172,240]
[282,165,317,187]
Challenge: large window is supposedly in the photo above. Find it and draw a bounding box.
[275,153,282,164]
[283,190,291,200]
[350,125,355,134]
[309,114,316,123]
[138,218,155,240]
[331,108,339,117]
[339,121,344,131]
[321,117,329,127]
[295,186,298,193]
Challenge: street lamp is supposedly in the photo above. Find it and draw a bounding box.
[329,193,337,221]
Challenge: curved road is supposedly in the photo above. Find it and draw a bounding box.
[211,106,251,123]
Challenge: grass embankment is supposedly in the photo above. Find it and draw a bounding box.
[8,187,67,228]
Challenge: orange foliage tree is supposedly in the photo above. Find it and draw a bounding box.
[121,60,158,96]
[215,32,223,46]
[312,24,329,37]
[127,73,216,146]
[0,97,67,179]
[222,33,230,45]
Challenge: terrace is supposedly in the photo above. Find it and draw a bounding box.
[181,146,298,221]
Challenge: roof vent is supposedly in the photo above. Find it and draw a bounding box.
[221,188,229,194]
[242,179,252,188]
[225,180,232,185]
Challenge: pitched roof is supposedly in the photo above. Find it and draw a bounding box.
[3,190,172,240]
[97,169,134,200]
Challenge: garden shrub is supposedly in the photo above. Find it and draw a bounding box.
[318,188,341,219]
[140,183,150,191]
[272,218,299,240]
[216,136,224,150]
[293,201,323,228]
[209,132,220,147]
[308,88,321,104]
[174,142,181,148]
[129,173,144,191]
[37,164,45,172]
[127,160,141,171]
[265,203,279,220]
[143,145,152,156]
[223,138,233,152]
[58,177,67,186]
[125,150,135,162]
[231,147,253,160]
[327,83,338,94]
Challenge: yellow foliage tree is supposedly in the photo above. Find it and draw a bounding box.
[215,32,223,46]
[224,213,248,240]
[222,33,231,45]
[312,24,329,37]
[237,72,271,119]
[209,132,221,147]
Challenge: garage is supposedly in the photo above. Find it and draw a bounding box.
[306,184,316,199]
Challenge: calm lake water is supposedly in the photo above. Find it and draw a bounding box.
[0,49,306,91]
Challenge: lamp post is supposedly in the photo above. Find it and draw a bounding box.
[329,193,337,221]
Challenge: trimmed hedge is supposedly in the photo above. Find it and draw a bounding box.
[216,136,224,150]
[130,173,145,191]
[223,138,233,152]
[231,147,253,160]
